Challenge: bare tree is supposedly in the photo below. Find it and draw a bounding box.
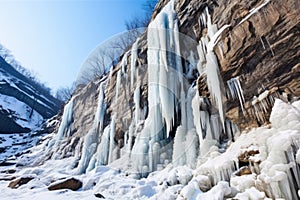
[76,0,158,86]
[55,83,75,102]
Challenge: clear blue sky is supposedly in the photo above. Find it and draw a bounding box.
[0,0,148,91]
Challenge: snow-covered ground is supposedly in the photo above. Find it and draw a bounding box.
[0,99,299,199]
[0,132,42,163]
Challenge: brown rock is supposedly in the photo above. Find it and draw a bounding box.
[235,166,252,176]
[238,150,259,163]
[48,178,82,191]
[8,177,34,189]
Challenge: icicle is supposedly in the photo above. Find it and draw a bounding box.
[130,38,139,89]
[75,81,107,173]
[202,7,229,129]
[121,51,129,74]
[56,98,74,140]
[147,1,177,138]
[95,81,107,131]
[197,41,206,73]
[108,113,117,163]
[134,83,141,125]
[239,0,270,25]
[260,37,266,49]
[206,51,226,128]
[115,70,122,101]
[227,76,245,112]
[192,93,204,145]
[186,86,196,131]
[185,128,199,168]
[95,126,111,165]
[172,126,187,167]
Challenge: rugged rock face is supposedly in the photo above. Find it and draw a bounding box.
[0,57,62,133]
[45,0,299,166]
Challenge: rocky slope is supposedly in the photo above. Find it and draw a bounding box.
[0,57,61,133]
[6,0,299,199]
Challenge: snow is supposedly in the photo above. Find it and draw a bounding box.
[234,187,266,200]
[0,132,41,163]
[0,94,43,130]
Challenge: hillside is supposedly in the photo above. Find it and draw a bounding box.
[0,56,61,133]
[0,0,299,199]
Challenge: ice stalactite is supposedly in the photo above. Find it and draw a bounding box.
[56,98,74,141]
[186,87,197,131]
[195,7,230,131]
[134,83,141,125]
[121,51,129,74]
[75,81,107,174]
[251,89,281,124]
[48,97,74,157]
[239,0,270,25]
[192,92,204,145]
[205,8,230,128]
[131,0,189,175]
[130,38,139,89]
[115,70,122,101]
[95,126,111,166]
[108,113,117,164]
[147,0,180,138]
[227,76,245,112]
[172,126,187,167]
[96,81,107,131]
[185,128,199,168]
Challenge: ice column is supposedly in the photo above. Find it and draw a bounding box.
[56,97,74,140]
[75,81,107,173]
[130,38,139,89]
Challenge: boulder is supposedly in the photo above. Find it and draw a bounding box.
[94,193,105,198]
[48,178,82,191]
[8,176,34,189]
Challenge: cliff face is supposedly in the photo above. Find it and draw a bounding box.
[37,0,299,198]
[0,57,62,133]
[47,0,300,169]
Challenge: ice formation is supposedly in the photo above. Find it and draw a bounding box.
[194,99,300,199]
[75,81,107,173]
[2,0,300,199]
[115,70,122,101]
[56,98,74,141]
[134,83,142,124]
[227,76,245,112]
[239,0,271,25]
[130,38,139,89]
